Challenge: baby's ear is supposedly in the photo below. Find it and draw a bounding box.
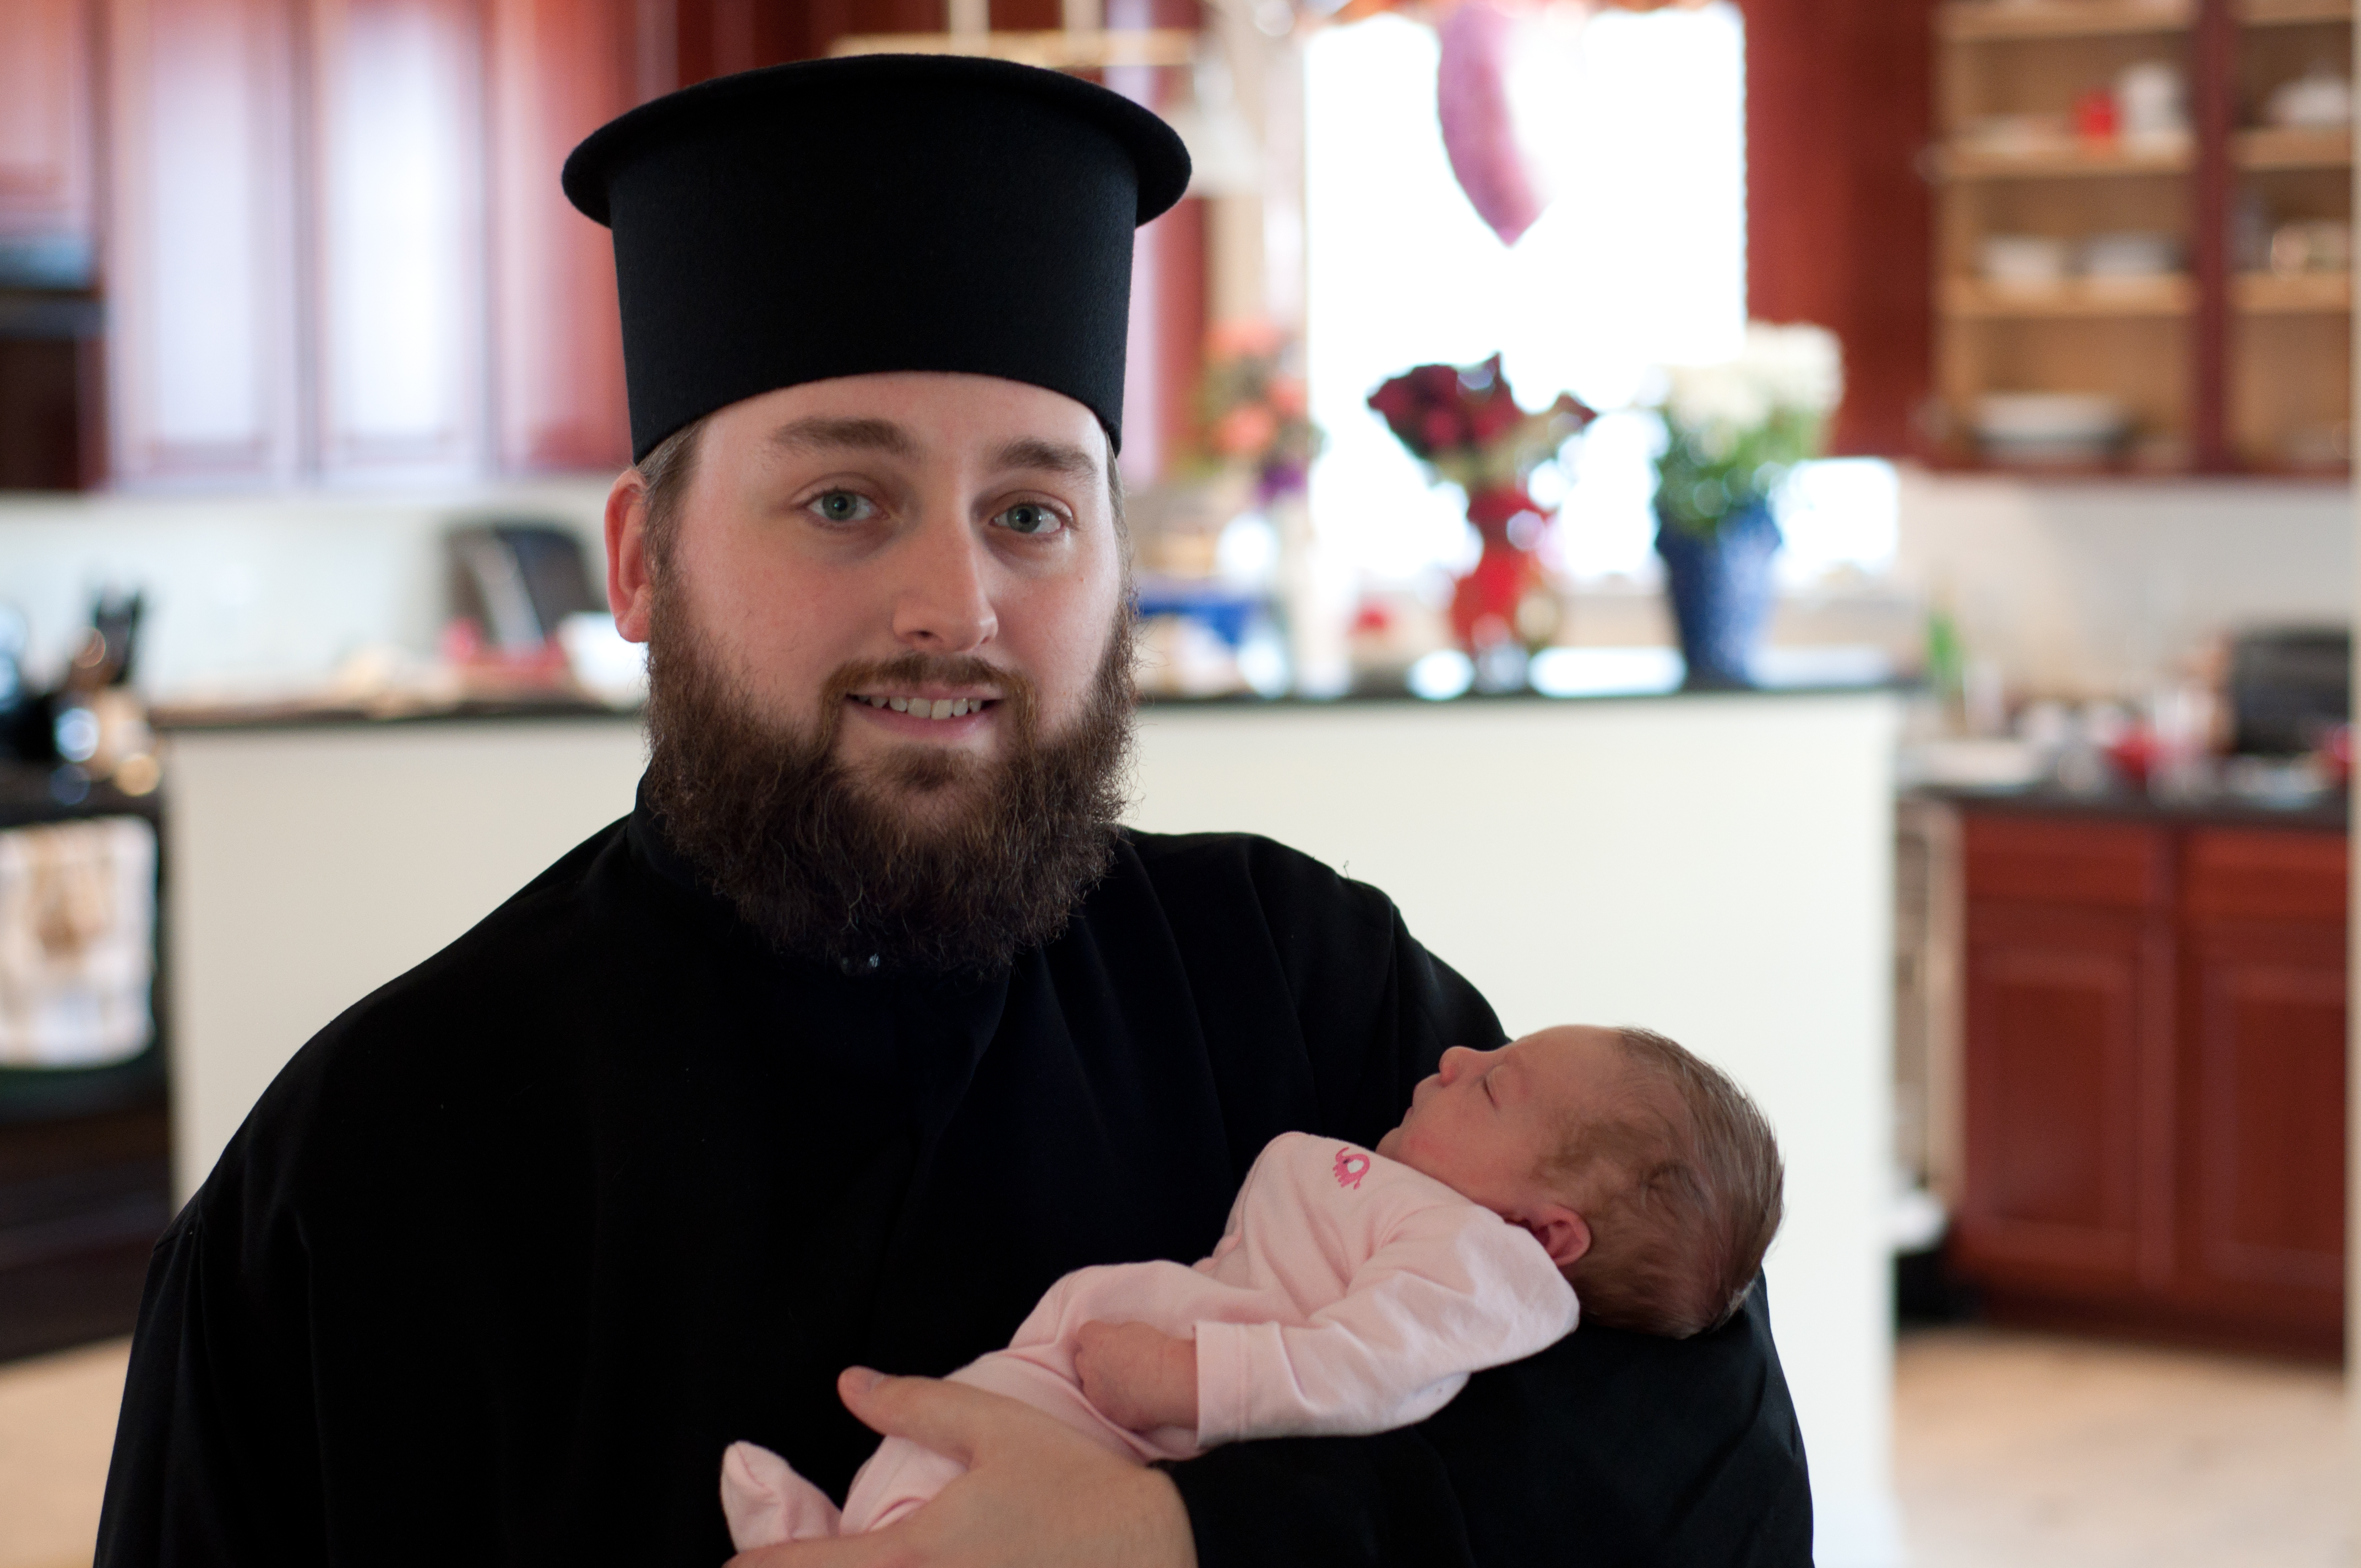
[1524,1206,1591,1270]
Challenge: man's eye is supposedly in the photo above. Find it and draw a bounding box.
[995,503,1064,537]
[810,491,875,524]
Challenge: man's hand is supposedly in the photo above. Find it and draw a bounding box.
[1073,1321,1199,1434]
[726,1367,1198,1568]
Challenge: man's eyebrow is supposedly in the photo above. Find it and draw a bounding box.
[988,436,1101,482]
[767,416,918,458]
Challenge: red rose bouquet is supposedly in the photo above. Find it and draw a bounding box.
[1367,355,1595,653]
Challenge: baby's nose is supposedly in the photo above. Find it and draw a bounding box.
[1437,1046,1478,1081]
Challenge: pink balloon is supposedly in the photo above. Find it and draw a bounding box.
[1436,2,1551,246]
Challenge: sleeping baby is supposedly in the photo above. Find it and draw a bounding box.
[722,1021,1786,1548]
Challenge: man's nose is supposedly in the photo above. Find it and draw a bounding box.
[891,509,997,653]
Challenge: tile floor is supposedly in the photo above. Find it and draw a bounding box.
[0,1340,127,1568]
[1894,1326,2353,1568]
[0,1327,2351,1567]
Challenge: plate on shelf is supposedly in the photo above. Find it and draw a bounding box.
[1974,391,2132,465]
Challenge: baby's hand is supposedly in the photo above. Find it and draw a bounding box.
[1073,1320,1199,1434]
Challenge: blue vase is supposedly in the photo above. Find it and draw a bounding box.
[1653,500,1782,690]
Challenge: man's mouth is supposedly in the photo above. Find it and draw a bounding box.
[848,693,998,722]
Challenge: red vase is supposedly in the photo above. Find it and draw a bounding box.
[1450,484,1548,652]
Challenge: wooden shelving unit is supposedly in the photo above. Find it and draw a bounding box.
[2228,0,2353,465]
[1940,0,2195,41]
[2234,269,2354,307]
[2233,126,2355,166]
[1933,0,2354,473]
[1943,275,2197,313]
[2239,0,2351,26]
[1938,141,2195,177]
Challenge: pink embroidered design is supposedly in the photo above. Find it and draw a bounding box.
[1333,1147,1372,1190]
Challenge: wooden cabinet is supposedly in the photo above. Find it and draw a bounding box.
[23,0,1215,486]
[1931,0,2354,473]
[2177,829,2348,1335]
[104,0,302,483]
[487,0,638,472]
[1,0,106,490]
[306,0,492,480]
[1953,809,2346,1358]
[0,0,97,251]
[2228,0,2354,469]
[100,0,644,486]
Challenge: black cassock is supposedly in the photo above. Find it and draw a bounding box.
[97,805,1813,1566]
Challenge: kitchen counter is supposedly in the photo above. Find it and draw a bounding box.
[149,676,1906,732]
[158,688,1905,1561]
[1915,782,2350,834]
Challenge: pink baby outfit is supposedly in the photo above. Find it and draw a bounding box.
[721,1130,1579,1549]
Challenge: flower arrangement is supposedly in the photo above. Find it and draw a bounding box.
[1366,354,1594,495]
[1194,321,1323,500]
[1651,323,1843,534]
[1367,355,1596,654]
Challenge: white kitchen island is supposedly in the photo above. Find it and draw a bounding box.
[160,687,1903,1566]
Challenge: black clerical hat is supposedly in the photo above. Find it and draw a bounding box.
[563,55,1192,461]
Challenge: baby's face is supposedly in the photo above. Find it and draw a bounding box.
[1375,1025,1632,1224]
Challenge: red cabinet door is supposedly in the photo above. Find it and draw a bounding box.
[0,0,95,246]
[1957,900,2171,1294]
[305,0,491,480]
[105,0,302,483]
[2174,829,2347,1353]
[486,0,638,474]
[1955,817,2177,1300]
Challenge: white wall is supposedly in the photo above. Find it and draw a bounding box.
[0,480,612,700]
[1130,695,1902,1568]
[1892,470,2353,700]
[2,466,2349,716]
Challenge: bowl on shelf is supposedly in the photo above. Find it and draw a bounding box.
[1980,233,2069,288]
[1974,392,2132,467]
[2078,230,2183,280]
[2266,65,2353,132]
[2268,220,2351,276]
[1957,113,2072,157]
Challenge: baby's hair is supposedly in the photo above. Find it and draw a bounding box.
[1544,1027,1784,1340]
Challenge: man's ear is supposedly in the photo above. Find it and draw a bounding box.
[1522,1205,1592,1271]
[605,467,655,643]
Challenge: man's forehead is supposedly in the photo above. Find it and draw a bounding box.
[742,374,1110,476]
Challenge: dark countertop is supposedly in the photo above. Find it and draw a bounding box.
[1914,783,2350,834]
[0,763,164,828]
[150,680,1907,734]
[150,690,630,733]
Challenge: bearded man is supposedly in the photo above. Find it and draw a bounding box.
[96,56,1812,1568]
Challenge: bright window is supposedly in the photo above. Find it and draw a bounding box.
[1302,5,1894,590]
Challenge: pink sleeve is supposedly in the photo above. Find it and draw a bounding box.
[1192,1193,1579,1447]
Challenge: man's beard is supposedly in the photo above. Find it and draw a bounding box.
[639,586,1136,979]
